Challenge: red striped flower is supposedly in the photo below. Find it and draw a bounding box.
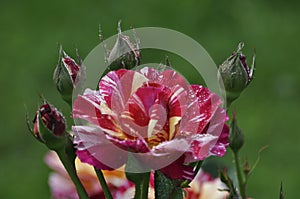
[72,67,229,181]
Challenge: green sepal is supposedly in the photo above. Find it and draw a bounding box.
[65,133,76,164]
[53,58,74,104]
[38,113,66,151]
[219,169,240,199]
[26,112,44,143]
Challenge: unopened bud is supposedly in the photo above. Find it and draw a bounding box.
[218,42,255,104]
[28,101,66,150]
[229,112,244,152]
[53,46,81,104]
[105,22,140,73]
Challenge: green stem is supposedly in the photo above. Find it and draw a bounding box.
[193,160,203,176]
[57,149,89,199]
[233,150,246,199]
[94,168,113,199]
[134,172,150,199]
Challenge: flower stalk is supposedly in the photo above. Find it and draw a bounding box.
[94,168,113,199]
[133,172,151,199]
[227,113,248,198]
[56,148,89,199]
[233,150,246,198]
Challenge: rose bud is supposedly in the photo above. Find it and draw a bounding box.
[243,158,251,177]
[218,42,255,105]
[28,101,66,150]
[104,21,140,74]
[229,112,244,153]
[53,46,81,104]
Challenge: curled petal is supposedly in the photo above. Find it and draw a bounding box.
[210,124,229,157]
[185,134,219,162]
[73,126,127,170]
[204,107,229,157]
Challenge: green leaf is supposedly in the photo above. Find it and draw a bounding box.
[154,171,183,199]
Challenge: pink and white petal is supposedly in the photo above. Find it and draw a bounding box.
[124,83,170,138]
[73,89,102,125]
[106,135,150,153]
[73,88,127,139]
[99,69,148,110]
[186,170,228,199]
[180,85,222,136]
[139,68,190,119]
[97,70,149,139]
[98,69,128,109]
[160,69,190,90]
[193,85,222,132]
[139,67,160,82]
[139,67,189,91]
[168,84,188,118]
[76,148,114,171]
[130,138,190,171]
[184,134,219,163]
[114,186,135,199]
[177,91,201,136]
[127,85,161,126]
[124,82,186,141]
[204,106,229,157]
[216,123,229,147]
[49,172,79,199]
[44,152,68,177]
[73,126,128,170]
[204,107,228,137]
[114,82,173,141]
[210,124,229,157]
[152,138,190,155]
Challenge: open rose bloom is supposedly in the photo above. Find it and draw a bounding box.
[72,67,229,180]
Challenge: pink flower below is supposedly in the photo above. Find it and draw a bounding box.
[45,151,228,199]
[45,152,133,199]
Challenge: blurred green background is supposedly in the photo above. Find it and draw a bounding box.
[1,0,299,198]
